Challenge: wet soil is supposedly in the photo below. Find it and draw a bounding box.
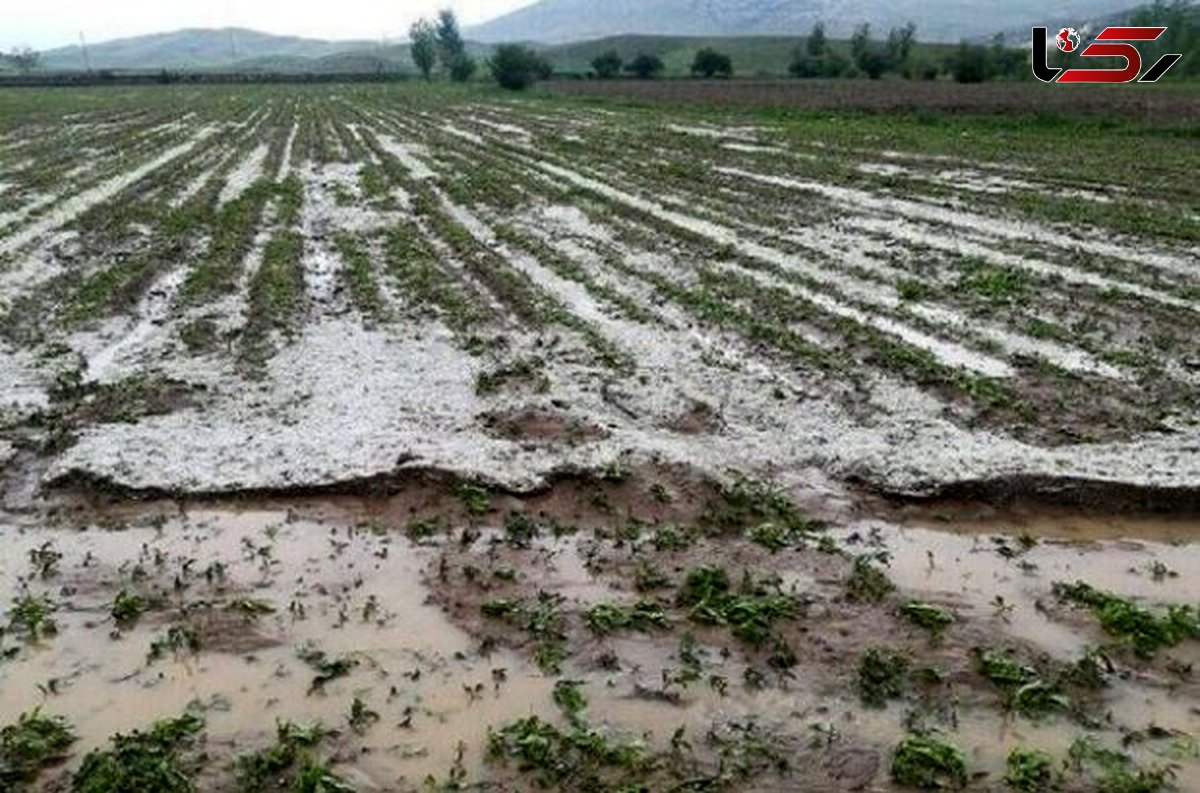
[1,466,1196,791]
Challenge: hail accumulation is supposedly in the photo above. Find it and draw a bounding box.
[0,86,1196,499]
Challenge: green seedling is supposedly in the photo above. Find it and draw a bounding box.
[746,522,803,553]
[705,474,818,536]
[502,512,541,548]
[73,713,204,793]
[1053,581,1200,658]
[480,592,569,673]
[1067,736,1175,793]
[487,715,650,788]
[677,566,799,646]
[1010,680,1070,719]
[975,649,1068,718]
[291,756,355,792]
[111,590,148,627]
[8,594,59,641]
[458,483,492,517]
[147,625,201,663]
[348,697,379,734]
[585,601,669,635]
[297,646,358,694]
[901,601,954,633]
[845,555,895,603]
[891,734,969,790]
[649,525,692,551]
[0,709,76,787]
[958,258,1028,305]
[234,721,332,792]
[406,517,442,542]
[975,649,1038,686]
[858,647,909,708]
[553,680,587,722]
[1005,748,1056,792]
[634,562,671,592]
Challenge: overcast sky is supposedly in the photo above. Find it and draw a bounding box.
[2,0,534,51]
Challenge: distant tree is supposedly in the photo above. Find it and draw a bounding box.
[691,47,733,78]
[887,22,917,66]
[6,47,40,74]
[790,22,849,78]
[850,24,871,63]
[903,55,941,80]
[626,53,664,79]
[435,9,465,67]
[859,49,891,79]
[489,43,552,90]
[789,50,849,79]
[988,33,1024,79]
[591,49,622,79]
[849,23,895,79]
[1133,0,1199,76]
[409,19,438,81]
[788,49,816,78]
[435,8,476,82]
[947,41,991,83]
[448,54,477,82]
[807,22,828,57]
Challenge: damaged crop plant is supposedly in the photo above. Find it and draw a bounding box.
[0,28,1197,792]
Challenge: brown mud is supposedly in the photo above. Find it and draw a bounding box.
[1,465,1196,791]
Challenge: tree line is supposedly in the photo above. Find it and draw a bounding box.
[0,48,40,74]
[409,9,553,89]
[475,0,1198,89]
[7,2,1195,88]
[407,9,742,92]
[586,24,1028,85]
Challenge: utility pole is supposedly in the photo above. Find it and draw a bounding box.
[79,31,92,72]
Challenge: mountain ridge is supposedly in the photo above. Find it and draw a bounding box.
[464,0,1137,44]
[28,1,1171,74]
[39,27,383,71]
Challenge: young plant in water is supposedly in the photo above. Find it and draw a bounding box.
[0,709,77,787]
[858,647,909,708]
[1005,747,1056,792]
[845,555,895,603]
[901,601,953,634]
[1053,581,1200,659]
[73,713,205,792]
[7,593,58,641]
[891,734,968,790]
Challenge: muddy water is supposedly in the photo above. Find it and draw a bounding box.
[0,504,780,788]
[843,519,1200,657]
[1,498,1198,790]
[892,499,1200,544]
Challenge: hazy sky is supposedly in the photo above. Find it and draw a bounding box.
[2,0,534,51]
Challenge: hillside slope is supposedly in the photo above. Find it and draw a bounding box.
[39,28,381,71]
[539,34,956,76]
[466,0,1135,43]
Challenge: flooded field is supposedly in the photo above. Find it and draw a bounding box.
[0,83,1197,791]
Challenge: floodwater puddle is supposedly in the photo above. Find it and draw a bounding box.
[1,488,1197,790]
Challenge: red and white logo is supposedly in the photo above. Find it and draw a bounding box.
[1033,26,1184,83]
[1055,28,1081,52]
